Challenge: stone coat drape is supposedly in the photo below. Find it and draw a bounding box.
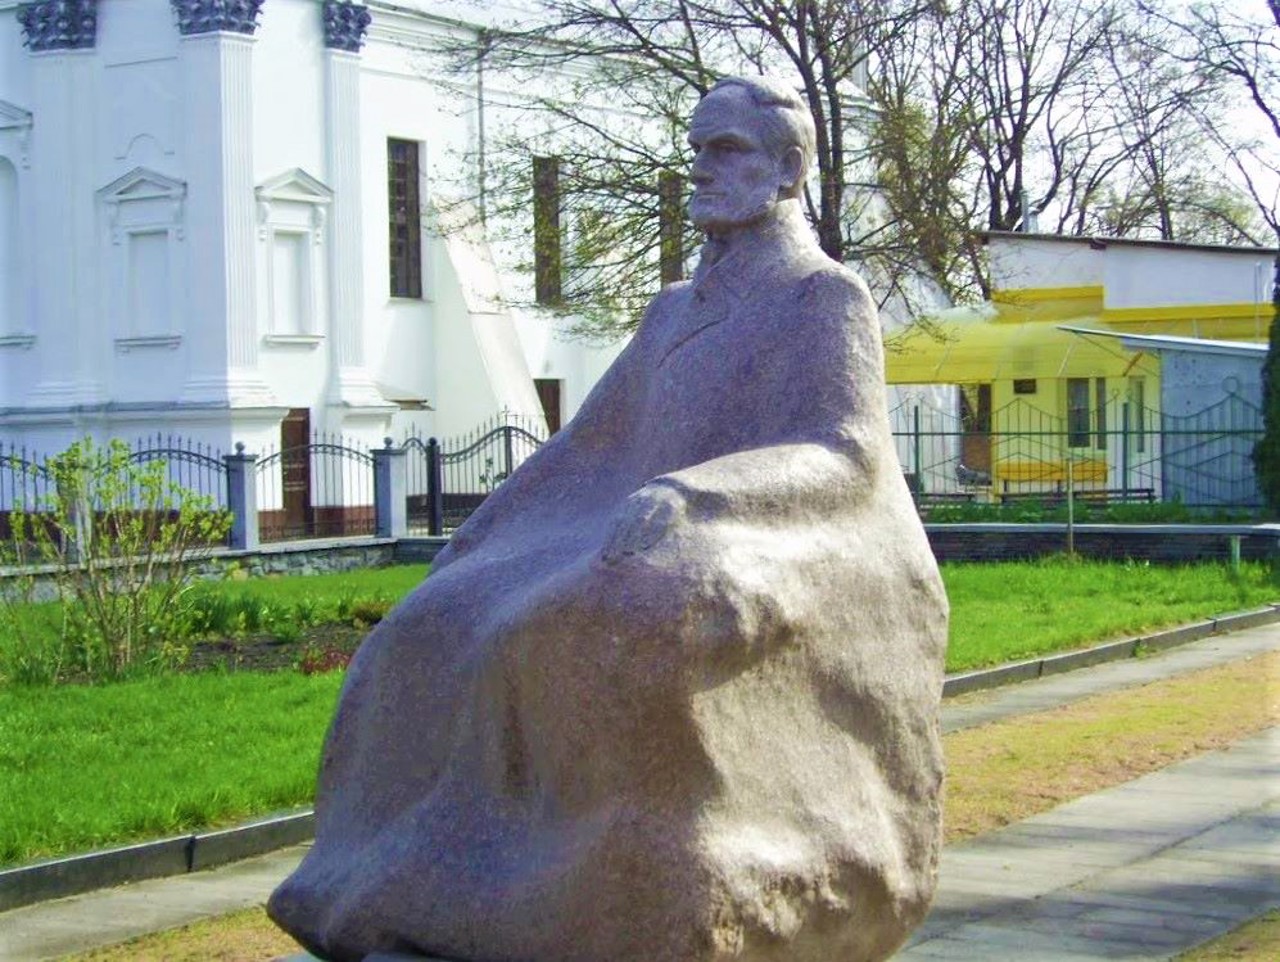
[270,202,948,962]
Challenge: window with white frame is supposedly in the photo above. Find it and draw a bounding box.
[255,169,332,343]
[98,167,187,348]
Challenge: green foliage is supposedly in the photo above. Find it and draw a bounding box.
[943,558,1280,672]
[1252,259,1280,515]
[0,671,342,866]
[922,499,1263,525]
[0,439,232,684]
[183,568,420,642]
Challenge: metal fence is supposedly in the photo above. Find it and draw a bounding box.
[404,413,548,534]
[1,435,231,548]
[255,433,376,542]
[890,391,1265,511]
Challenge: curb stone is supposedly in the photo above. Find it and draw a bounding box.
[941,604,1280,697]
[0,811,313,913]
[5,606,1279,914]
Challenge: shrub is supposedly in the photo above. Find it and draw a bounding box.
[0,438,232,684]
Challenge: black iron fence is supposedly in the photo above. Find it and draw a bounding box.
[5,393,1266,550]
[890,392,1265,513]
[255,434,376,542]
[1,436,230,546]
[404,413,548,534]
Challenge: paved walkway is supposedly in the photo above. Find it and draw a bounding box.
[894,728,1280,960]
[1,625,1276,961]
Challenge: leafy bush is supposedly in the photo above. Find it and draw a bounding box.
[0,438,231,684]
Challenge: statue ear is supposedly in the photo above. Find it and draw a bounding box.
[778,145,805,195]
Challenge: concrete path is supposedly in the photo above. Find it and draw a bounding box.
[943,620,1280,733]
[0,626,1276,961]
[894,727,1280,960]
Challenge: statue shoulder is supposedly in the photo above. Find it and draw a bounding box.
[796,261,877,325]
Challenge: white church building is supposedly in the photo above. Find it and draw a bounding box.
[0,0,623,462]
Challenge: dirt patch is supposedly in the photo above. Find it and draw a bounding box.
[182,623,368,675]
[1176,909,1280,961]
[64,905,300,962]
[944,650,1280,842]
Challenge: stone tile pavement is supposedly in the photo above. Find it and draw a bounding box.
[1,625,1276,961]
[893,727,1280,960]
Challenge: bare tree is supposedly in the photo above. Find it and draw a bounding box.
[436,0,1275,339]
[438,0,936,337]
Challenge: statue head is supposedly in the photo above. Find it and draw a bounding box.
[687,76,816,233]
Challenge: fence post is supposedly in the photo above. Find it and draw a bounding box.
[224,444,258,551]
[912,404,923,497]
[373,438,408,539]
[503,425,514,480]
[1121,402,1131,499]
[427,437,443,536]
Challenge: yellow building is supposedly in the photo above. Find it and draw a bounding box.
[886,233,1275,501]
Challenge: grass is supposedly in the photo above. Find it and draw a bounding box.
[0,671,344,866]
[60,649,1280,962]
[64,906,301,961]
[944,649,1280,841]
[1177,909,1280,960]
[0,558,1275,869]
[942,558,1279,671]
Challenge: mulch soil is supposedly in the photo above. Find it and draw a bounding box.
[183,623,369,674]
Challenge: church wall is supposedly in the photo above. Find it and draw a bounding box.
[0,0,635,465]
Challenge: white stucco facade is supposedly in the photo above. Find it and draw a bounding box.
[0,0,625,462]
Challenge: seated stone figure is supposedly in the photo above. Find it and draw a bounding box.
[270,76,947,962]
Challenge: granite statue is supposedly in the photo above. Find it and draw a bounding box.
[270,76,948,962]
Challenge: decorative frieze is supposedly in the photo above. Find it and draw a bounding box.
[323,1,371,53]
[171,0,263,37]
[17,0,98,51]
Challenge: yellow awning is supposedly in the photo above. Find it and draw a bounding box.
[886,310,1163,385]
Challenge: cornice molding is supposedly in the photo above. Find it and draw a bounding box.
[170,0,263,37]
[323,1,371,53]
[17,0,98,51]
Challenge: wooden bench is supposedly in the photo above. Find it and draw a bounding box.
[998,487,1155,507]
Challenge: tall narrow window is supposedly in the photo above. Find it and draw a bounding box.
[535,377,563,434]
[387,138,422,298]
[1094,377,1107,450]
[533,156,561,304]
[658,170,684,284]
[1130,377,1146,453]
[1067,378,1090,448]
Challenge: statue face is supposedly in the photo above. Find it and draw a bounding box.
[687,87,790,232]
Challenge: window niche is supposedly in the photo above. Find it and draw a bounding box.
[98,167,187,350]
[0,103,31,348]
[255,169,332,345]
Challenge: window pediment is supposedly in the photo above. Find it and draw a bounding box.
[97,167,187,244]
[98,166,187,204]
[256,168,333,206]
[0,101,33,131]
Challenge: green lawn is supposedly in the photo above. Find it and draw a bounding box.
[0,671,343,866]
[0,558,1276,868]
[944,558,1279,671]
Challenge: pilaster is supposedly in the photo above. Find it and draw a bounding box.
[25,49,102,408]
[177,29,275,407]
[322,2,383,409]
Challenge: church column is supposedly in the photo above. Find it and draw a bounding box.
[175,0,275,408]
[322,1,384,409]
[20,1,100,408]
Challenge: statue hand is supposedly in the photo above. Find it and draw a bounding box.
[601,483,686,564]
